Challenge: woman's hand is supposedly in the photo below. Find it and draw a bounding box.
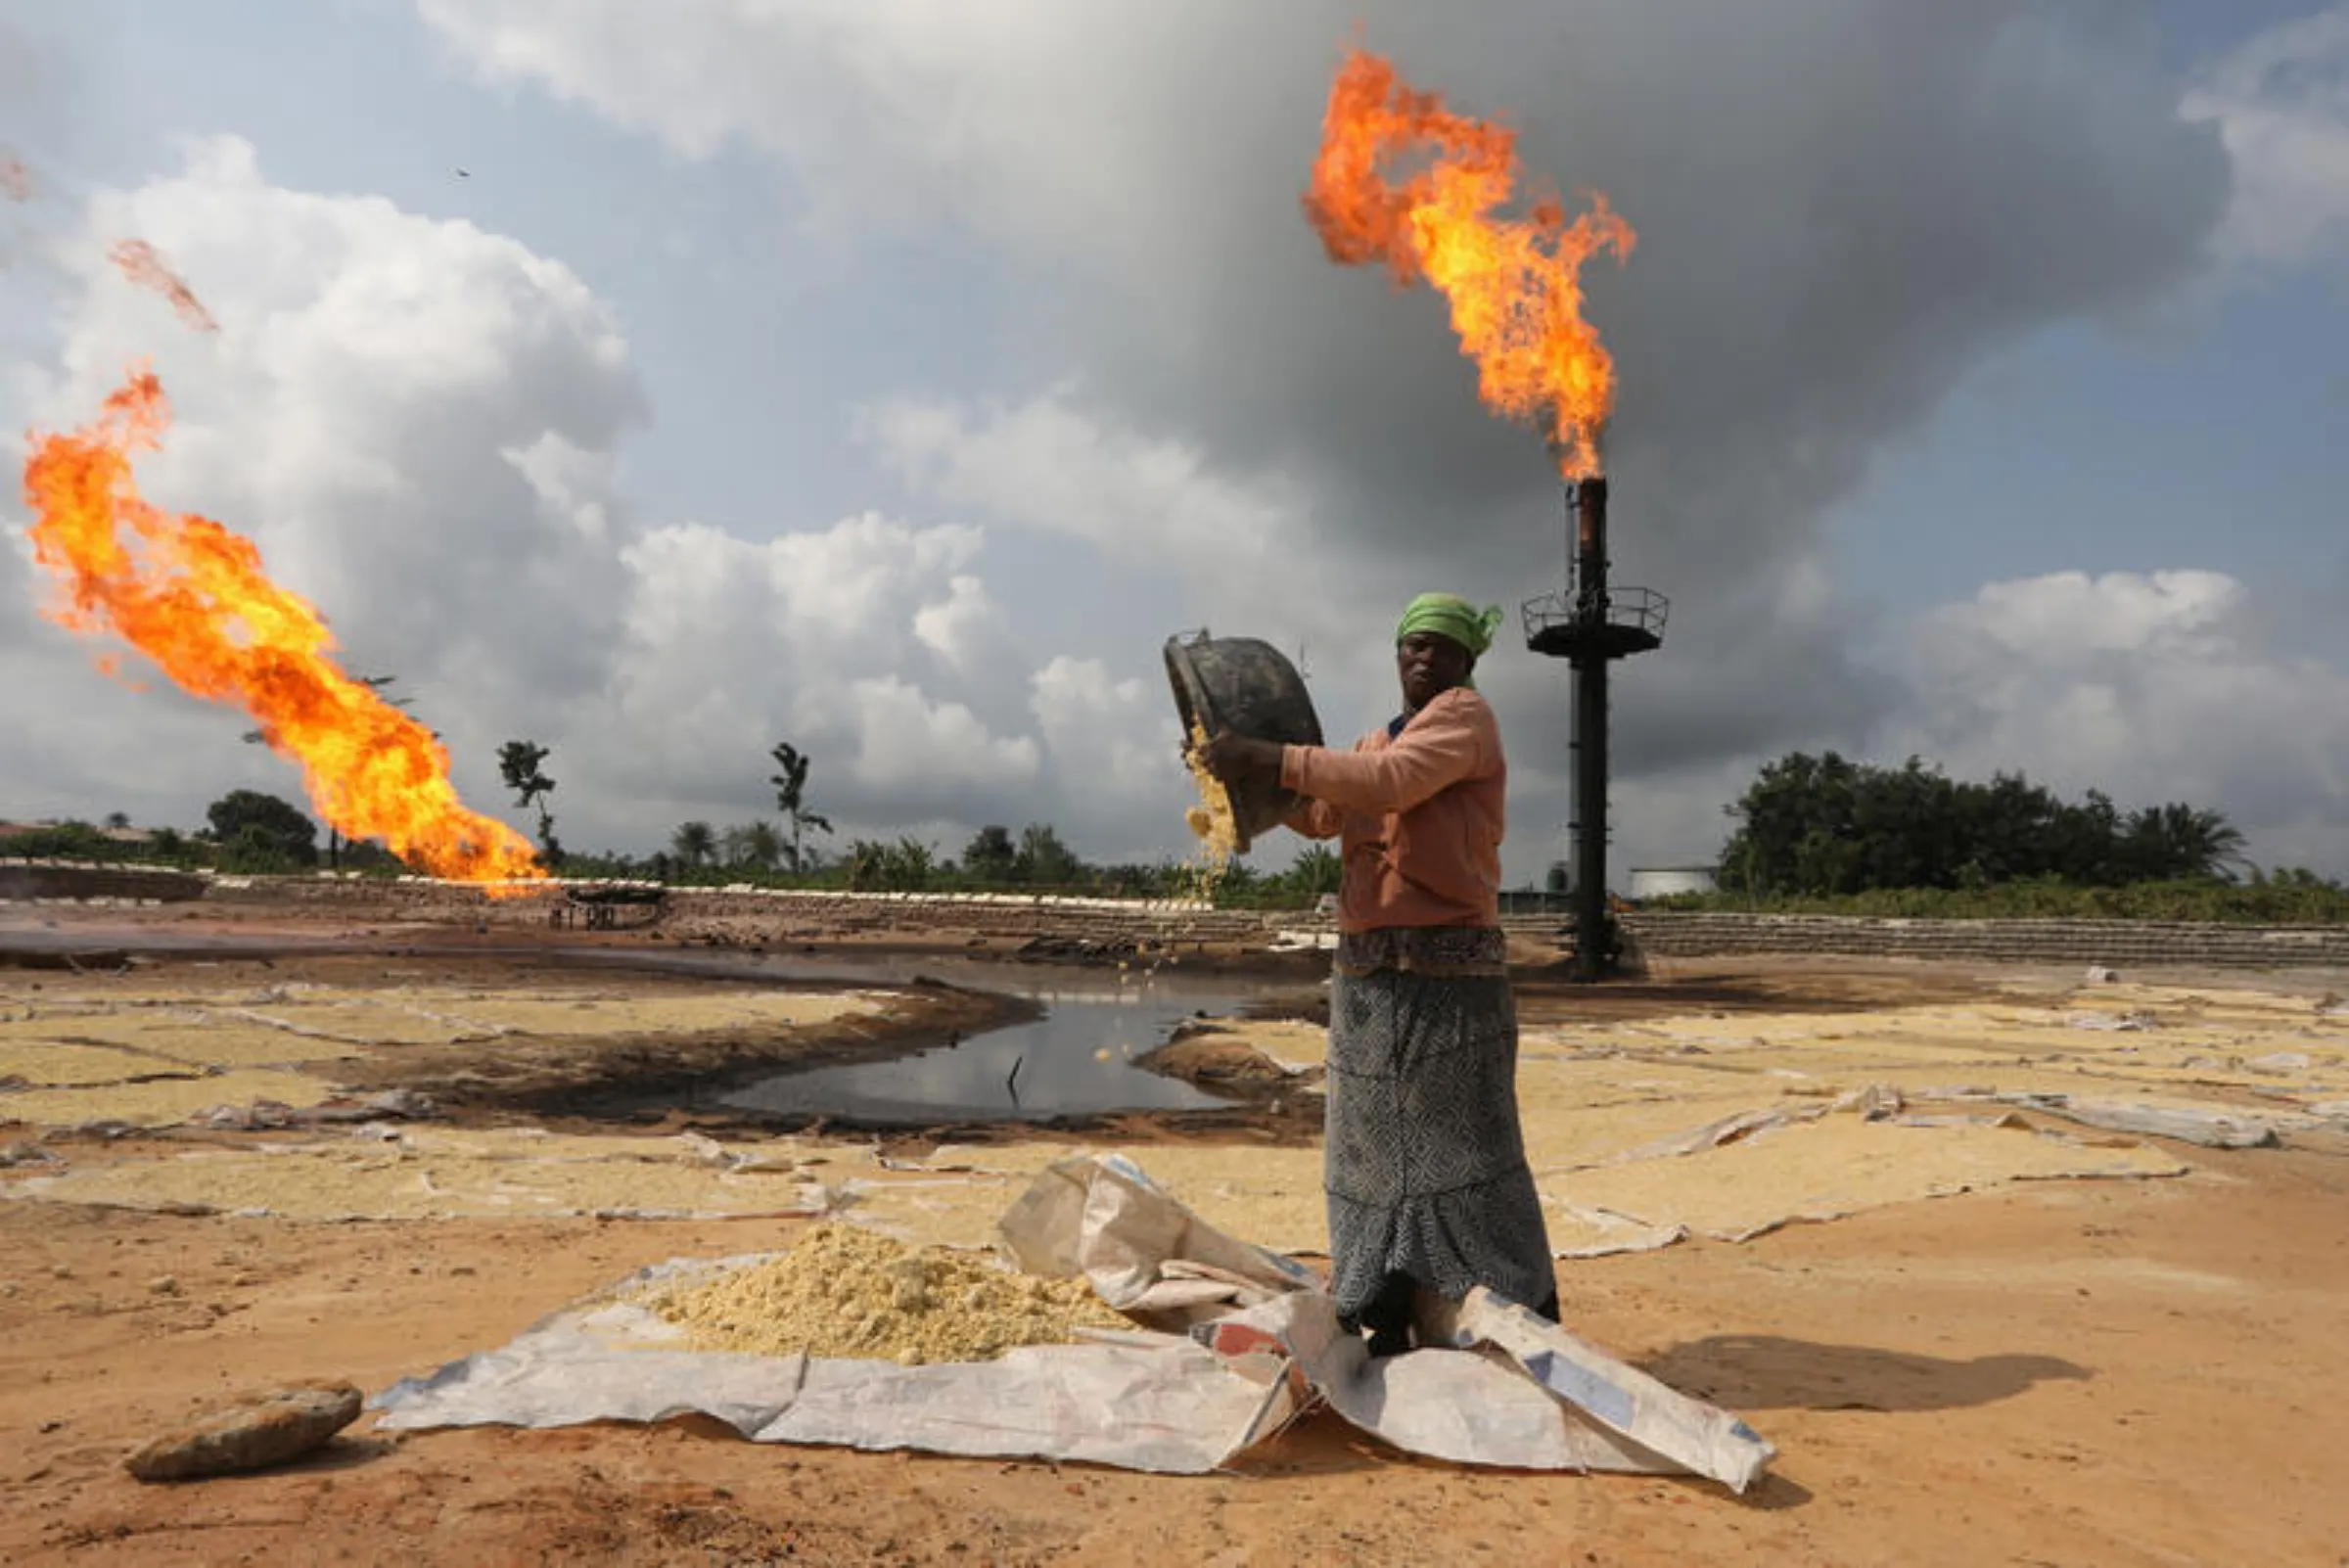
[1200,728,1285,784]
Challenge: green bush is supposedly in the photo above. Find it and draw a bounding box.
[0,821,213,871]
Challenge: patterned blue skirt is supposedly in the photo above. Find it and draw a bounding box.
[1323,957,1555,1325]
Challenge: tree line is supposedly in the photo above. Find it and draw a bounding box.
[502,735,1340,902]
[1715,752,2260,898]
[1648,751,2348,923]
[6,730,1345,908]
[15,730,2342,917]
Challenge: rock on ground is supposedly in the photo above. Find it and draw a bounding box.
[123,1382,363,1482]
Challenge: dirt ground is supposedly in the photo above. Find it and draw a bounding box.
[4,899,2347,1565]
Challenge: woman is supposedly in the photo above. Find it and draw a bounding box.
[1204,592,1557,1357]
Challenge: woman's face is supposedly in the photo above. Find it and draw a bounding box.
[1398,631,1474,712]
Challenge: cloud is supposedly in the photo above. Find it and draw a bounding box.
[2185,6,2349,270]
[911,575,1001,674]
[504,432,622,543]
[839,676,1039,795]
[4,133,648,826]
[1027,655,1193,857]
[0,138,1111,856]
[20,7,2332,893]
[21,134,643,711]
[1894,569,2349,870]
[1916,570,2246,660]
[1596,569,2349,880]
[415,0,2234,876]
[605,513,1042,824]
[857,385,1294,572]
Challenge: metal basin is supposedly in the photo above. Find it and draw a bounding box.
[1163,631,1324,853]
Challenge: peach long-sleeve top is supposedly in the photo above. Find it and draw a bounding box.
[1278,687,1505,933]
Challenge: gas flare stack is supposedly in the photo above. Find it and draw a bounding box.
[1522,478,1667,982]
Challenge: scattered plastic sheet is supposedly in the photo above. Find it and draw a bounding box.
[374,1154,1774,1491]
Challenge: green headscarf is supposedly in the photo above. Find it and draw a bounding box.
[1396,593,1504,660]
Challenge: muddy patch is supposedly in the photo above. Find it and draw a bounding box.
[333,979,1024,1122]
[0,950,1024,1131]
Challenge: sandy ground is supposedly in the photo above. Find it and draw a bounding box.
[8,1154,2345,1565]
[3,899,2348,1564]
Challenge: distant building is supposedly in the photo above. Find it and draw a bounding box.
[1627,864,1719,899]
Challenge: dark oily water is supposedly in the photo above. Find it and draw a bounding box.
[723,984,1242,1124]
[0,934,1278,1124]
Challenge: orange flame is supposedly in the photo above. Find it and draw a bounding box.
[109,240,219,334]
[1304,48,1635,479]
[22,367,544,888]
[0,154,29,203]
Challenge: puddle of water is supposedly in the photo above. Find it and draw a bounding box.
[0,932,1290,1125]
[722,985,1241,1124]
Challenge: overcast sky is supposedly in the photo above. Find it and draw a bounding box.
[3,0,2346,883]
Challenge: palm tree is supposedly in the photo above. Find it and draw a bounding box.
[742,819,784,872]
[2129,803,2248,882]
[670,820,716,869]
[769,742,834,873]
[720,820,785,872]
[497,740,559,865]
